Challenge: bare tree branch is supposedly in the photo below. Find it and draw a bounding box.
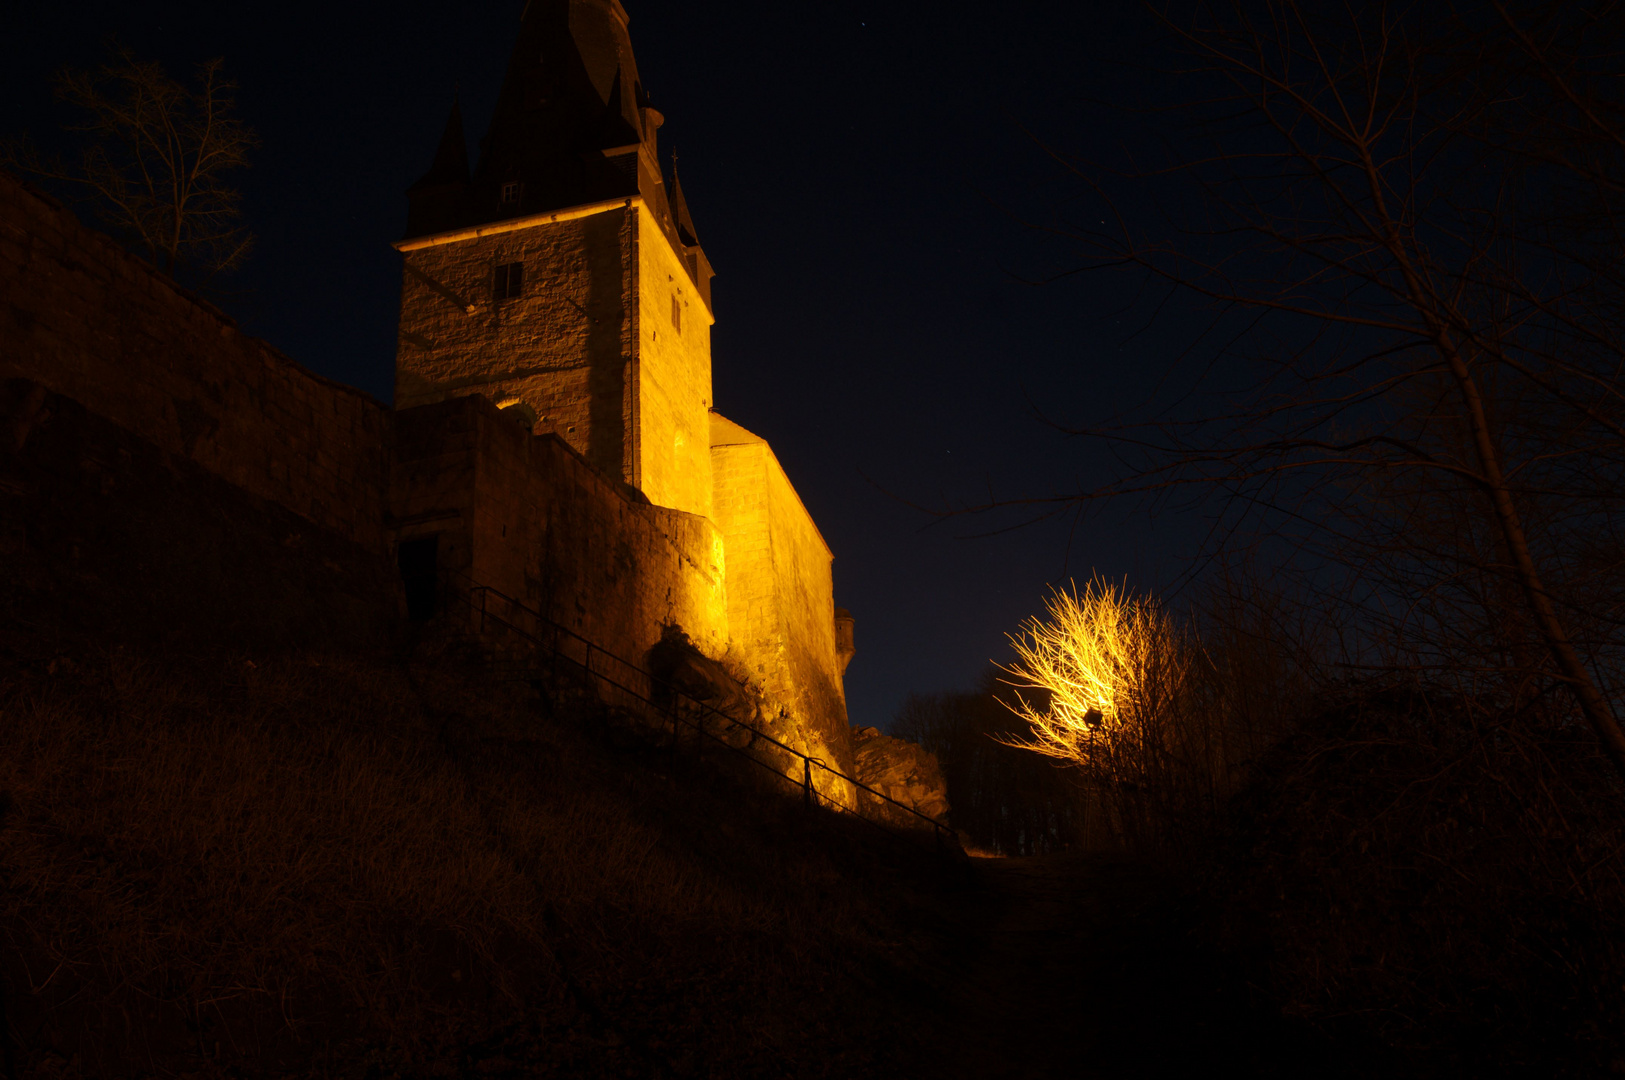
[3,44,257,277]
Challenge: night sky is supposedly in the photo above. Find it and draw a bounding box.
[2,1,1202,729]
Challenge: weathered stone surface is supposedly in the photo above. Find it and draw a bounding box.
[711,413,855,781]
[395,205,716,523]
[850,726,951,828]
[0,164,859,786]
[0,380,396,650]
[0,172,390,555]
[392,394,730,667]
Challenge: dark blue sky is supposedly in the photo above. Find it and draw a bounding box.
[3,1,1208,728]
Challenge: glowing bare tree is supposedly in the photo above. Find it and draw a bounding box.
[996,578,1251,850]
[999,579,1193,767]
[5,45,256,276]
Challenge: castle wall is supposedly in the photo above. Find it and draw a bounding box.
[0,172,390,554]
[0,169,847,781]
[395,206,636,486]
[633,208,713,518]
[393,394,728,664]
[2,382,398,650]
[709,413,854,774]
[395,202,716,523]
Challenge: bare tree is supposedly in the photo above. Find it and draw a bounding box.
[987,1,1625,783]
[5,45,256,276]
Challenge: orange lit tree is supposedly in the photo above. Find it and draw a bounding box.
[999,579,1189,766]
[997,578,1244,849]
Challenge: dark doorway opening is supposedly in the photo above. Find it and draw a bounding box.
[398,535,439,621]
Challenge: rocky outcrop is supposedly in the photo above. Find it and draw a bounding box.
[645,625,764,750]
[850,726,950,829]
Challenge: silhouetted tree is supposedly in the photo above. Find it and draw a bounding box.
[5,45,256,276]
[983,1,1625,783]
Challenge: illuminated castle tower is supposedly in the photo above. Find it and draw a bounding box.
[394,0,716,518]
[392,0,857,780]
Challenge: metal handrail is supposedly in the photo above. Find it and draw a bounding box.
[447,575,955,854]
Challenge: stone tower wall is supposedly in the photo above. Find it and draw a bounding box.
[394,202,715,523]
[632,208,714,518]
[395,206,636,485]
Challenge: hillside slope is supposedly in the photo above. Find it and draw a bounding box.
[1,631,1376,1079]
[0,630,988,1078]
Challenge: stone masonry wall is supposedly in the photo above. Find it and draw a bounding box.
[633,207,713,519]
[393,395,728,665]
[395,204,715,524]
[709,413,855,777]
[395,207,636,488]
[3,382,398,651]
[0,172,390,553]
[0,168,845,782]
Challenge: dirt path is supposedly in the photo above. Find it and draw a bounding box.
[928,851,1365,1080]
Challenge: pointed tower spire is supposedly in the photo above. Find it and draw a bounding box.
[395,2,713,308]
[416,97,469,188]
[670,154,700,248]
[405,98,471,238]
[470,0,657,220]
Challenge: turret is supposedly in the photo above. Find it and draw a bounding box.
[835,607,855,675]
[669,166,715,311]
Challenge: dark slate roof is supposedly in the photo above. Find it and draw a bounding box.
[671,167,700,248]
[474,0,648,219]
[405,99,471,238]
[400,0,715,310]
[411,97,470,191]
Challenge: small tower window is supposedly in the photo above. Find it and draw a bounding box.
[671,295,682,333]
[501,180,524,206]
[494,262,524,300]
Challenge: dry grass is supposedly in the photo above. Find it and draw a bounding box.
[2,650,539,1066]
[0,640,962,1078]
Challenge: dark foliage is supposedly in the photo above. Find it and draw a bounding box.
[1207,684,1625,1076]
[894,671,1092,856]
[0,638,974,1078]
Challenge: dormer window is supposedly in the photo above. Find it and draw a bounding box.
[501,180,524,206]
[494,262,524,301]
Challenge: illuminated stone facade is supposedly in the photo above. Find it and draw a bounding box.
[710,415,851,759]
[0,0,855,781]
[392,0,854,772]
[396,201,715,522]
